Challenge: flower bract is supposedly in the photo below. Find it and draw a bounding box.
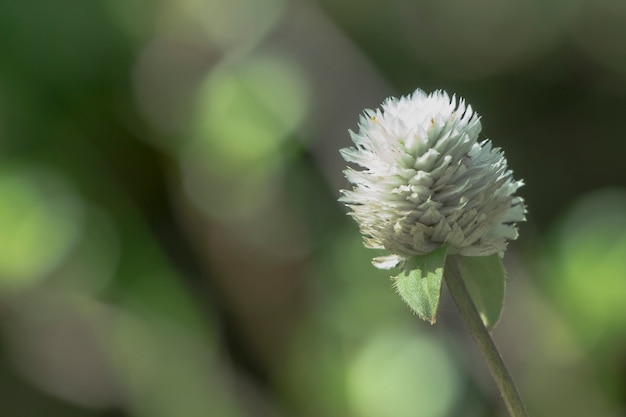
[340,89,526,269]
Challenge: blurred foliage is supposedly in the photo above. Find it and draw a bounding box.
[1,0,626,416]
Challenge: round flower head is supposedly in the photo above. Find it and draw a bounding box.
[340,89,526,269]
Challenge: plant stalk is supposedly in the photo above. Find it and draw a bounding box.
[444,256,528,417]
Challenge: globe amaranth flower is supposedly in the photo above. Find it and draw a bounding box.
[340,89,526,269]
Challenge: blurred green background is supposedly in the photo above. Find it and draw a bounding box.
[1,0,626,416]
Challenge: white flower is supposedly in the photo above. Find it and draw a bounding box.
[340,89,526,269]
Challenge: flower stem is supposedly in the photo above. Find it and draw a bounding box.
[444,256,528,417]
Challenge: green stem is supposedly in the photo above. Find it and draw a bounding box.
[444,255,528,417]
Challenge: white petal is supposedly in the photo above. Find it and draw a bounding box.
[372,255,403,270]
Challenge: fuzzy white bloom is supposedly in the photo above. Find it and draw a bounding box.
[340,89,526,269]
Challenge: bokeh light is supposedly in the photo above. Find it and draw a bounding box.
[347,327,461,417]
[0,165,83,290]
[544,188,626,347]
[190,53,308,170]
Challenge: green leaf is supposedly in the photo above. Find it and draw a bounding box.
[393,246,447,324]
[454,254,506,331]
